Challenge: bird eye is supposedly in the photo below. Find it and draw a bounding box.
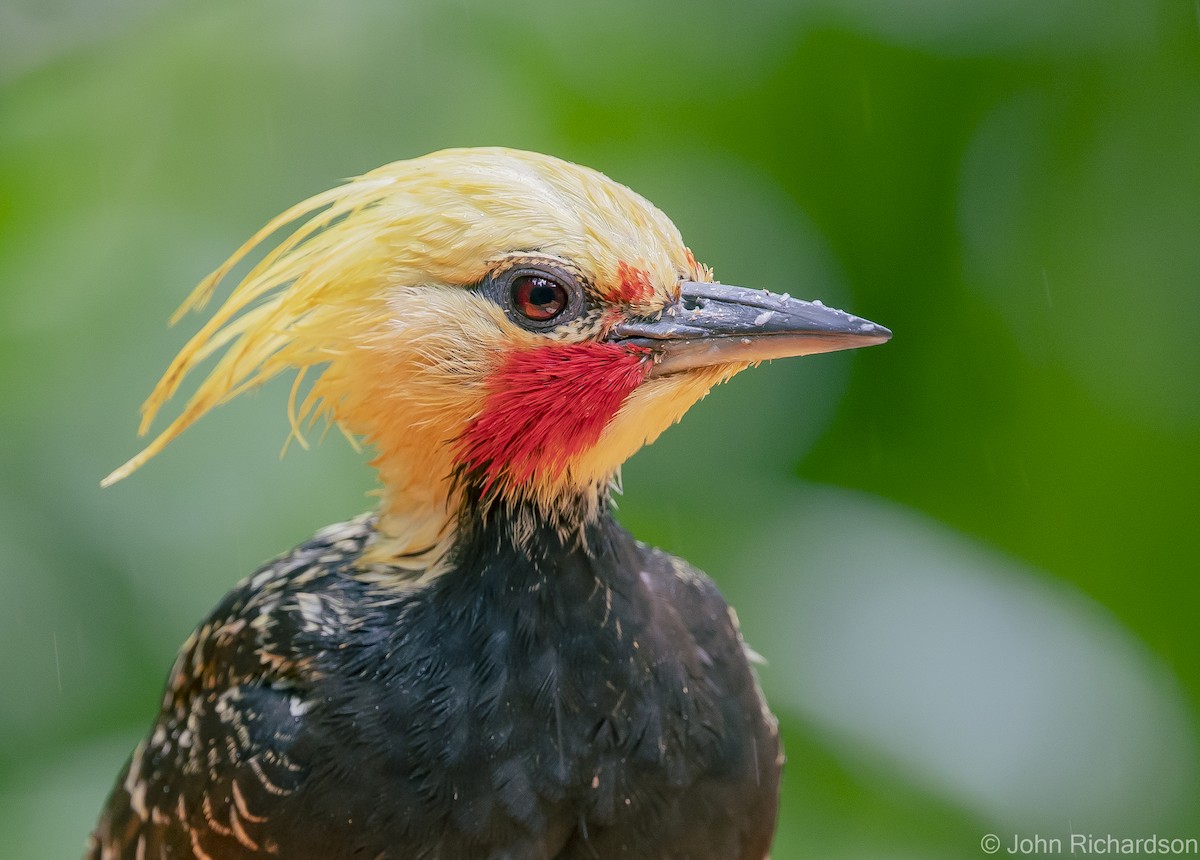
[512,275,568,322]
[483,258,587,332]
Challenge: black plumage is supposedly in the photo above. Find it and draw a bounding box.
[89,496,781,859]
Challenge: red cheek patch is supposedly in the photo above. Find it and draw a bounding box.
[459,342,651,491]
[615,261,655,305]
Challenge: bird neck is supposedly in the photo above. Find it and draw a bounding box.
[363,444,461,570]
[457,477,614,557]
[364,451,613,572]
[437,487,631,614]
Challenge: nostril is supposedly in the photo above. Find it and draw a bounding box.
[681,294,704,311]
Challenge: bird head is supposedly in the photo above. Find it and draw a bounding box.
[105,148,889,562]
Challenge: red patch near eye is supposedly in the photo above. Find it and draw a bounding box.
[459,342,652,491]
[615,261,655,305]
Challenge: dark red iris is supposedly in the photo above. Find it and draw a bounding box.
[511,275,567,322]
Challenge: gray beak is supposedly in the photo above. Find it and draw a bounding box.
[610,281,891,378]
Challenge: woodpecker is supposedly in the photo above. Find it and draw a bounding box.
[88,148,890,859]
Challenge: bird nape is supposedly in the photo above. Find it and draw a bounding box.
[88,147,890,860]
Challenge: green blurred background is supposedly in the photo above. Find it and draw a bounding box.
[2,1,1198,856]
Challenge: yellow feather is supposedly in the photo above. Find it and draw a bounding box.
[103,148,707,510]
